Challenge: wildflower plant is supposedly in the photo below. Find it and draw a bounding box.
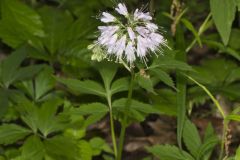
[89,3,169,160]
[89,3,168,68]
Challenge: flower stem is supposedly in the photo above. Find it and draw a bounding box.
[150,0,155,15]
[107,96,118,158]
[117,70,135,160]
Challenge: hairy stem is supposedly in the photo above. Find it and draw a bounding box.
[117,70,135,160]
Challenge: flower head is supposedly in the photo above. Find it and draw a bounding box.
[90,3,168,67]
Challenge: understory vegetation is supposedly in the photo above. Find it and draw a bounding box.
[0,0,240,160]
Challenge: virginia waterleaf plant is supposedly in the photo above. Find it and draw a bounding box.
[88,3,169,160]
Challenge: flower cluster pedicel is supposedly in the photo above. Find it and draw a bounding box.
[90,3,167,66]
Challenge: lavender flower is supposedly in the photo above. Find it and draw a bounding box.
[90,3,168,66]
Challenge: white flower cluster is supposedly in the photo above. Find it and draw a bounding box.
[90,3,167,66]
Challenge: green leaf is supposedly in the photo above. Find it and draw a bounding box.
[181,18,202,47]
[44,136,78,159]
[229,29,240,50]
[150,89,177,116]
[151,69,175,89]
[21,136,45,160]
[204,123,215,141]
[11,65,43,84]
[39,6,73,55]
[12,95,39,132]
[210,0,236,45]
[197,136,219,160]
[136,74,156,94]
[226,114,240,122]
[111,77,129,95]
[0,89,9,118]
[183,120,202,158]
[150,58,193,71]
[71,103,108,115]
[78,140,92,160]
[1,48,27,87]
[112,98,159,122]
[37,99,65,137]
[235,146,240,160]
[203,39,240,61]
[235,0,240,11]
[34,67,55,100]
[201,124,218,160]
[97,63,118,90]
[189,58,238,85]
[56,77,106,97]
[147,145,195,160]
[0,124,31,145]
[0,0,44,47]
[89,137,113,155]
[84,113,107,127]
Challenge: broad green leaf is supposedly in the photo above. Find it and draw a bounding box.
[84,113,108,127]
[39,6,73,55]
[11,65,43,85]
[150,58,193,71]
[0,124,31,145]
[0,21,27,48]
[197,136,219,160]
[0,0,44,47]
[203,39,240,61]
[56,77,106,97]
[151,69,175,89]
[90,137,113,155]
[202,124,218,160]
[226,68,240,84]
[150,89,177,116]
[111,77,129,95]
[34,67,55,100]
[229,29,240,50]
[189,58,238,85]
[112,98,159,122]
[97,63,118,89]
[78,140,92,160]
[37,99,65,137]
[21,136,45,160]
[1,48,27,87]
[181,18,202,47]
[147,145,195,160]
[226,114,240,122]
[71,103,108,115]
[204,123,215,141]
[210,0,236,45]
[12,95,39,132]
[136,74,156,94]
[183,120,202,158]
[44,136,78,159]
[0,89,9,118]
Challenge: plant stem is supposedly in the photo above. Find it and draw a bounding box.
[219,120,229,160]
[107,95,118,158]
[185,13,212,52]
[185,75,228,160]
[117,70,135,160]
[150,0,155,15]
